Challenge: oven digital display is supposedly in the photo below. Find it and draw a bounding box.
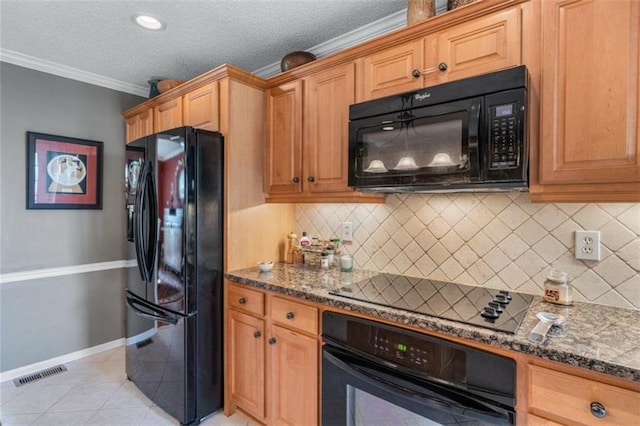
[395,343,407,352]
[495,104,514,117]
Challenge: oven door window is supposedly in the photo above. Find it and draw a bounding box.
[322,346,514,426]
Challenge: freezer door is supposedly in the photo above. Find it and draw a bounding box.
[125,292,196,424]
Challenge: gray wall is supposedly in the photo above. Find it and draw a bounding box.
[0,62,144,372]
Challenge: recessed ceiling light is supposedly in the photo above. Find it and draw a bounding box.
[133,15,165,30]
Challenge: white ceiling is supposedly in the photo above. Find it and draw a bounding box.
[0,0,415,97]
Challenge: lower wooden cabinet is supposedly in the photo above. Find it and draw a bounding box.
[225,281,319,425]
[527,364,640,425]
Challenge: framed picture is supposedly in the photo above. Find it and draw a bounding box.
[26,132,103,209]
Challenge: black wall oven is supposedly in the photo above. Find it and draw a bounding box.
[348,66,528,193]
[322,312,516,425]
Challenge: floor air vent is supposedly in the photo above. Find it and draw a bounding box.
[13,364,67,387]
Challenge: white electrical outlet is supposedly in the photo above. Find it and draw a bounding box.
[575,230,601,261]
[342,222,353,242]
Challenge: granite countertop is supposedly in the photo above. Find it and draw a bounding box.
[225,263,640,383]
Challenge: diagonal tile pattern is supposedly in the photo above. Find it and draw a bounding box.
[0,347,258,426]
[295,194,640,309]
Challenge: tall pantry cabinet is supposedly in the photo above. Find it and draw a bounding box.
[121,64,294,273]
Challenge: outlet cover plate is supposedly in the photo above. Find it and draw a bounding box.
[575,230,601,261]
[342,222,353,242]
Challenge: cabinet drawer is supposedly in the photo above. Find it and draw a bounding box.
[227,284,264,316]
[528,365,640,425]
[270,297,318,335]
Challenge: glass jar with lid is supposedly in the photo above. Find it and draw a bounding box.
[543,269,573,305]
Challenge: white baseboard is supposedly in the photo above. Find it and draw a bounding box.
[0,338,125,383]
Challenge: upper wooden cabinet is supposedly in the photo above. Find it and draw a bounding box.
[422,6,521,86]
[265,80,303,196]
[304,63,356,194]
[183,82,219,131]
[266,65,383,202]
[153,97,183,133]
[531,0,640,201]
[125,109,153,143]
[356,5,522,101]
[357,39,425,101]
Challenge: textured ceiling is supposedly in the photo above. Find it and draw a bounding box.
[0,0,408,94]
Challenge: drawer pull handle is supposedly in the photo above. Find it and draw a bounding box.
[268,337,277,345]
[590,402,606,418]
[286,312,295,320]
[292,177,300,183]
[238,297,247,305]
[411,69,421,78]
[253,331,261,339]
[438,62,448,71]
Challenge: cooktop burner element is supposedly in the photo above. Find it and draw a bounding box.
[329,273,534,334]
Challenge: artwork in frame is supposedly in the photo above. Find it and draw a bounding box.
[26,131,103,209]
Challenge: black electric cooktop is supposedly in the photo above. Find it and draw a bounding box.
[329,273,534,334]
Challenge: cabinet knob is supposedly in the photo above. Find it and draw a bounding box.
[438,62,448,71]
[590,402,606,418]
[292,177,300,183]
[253,331,261,339]
[286,311,295,320]
[268,337,277,345]
[238,297,247,305]
[411,69,421,78]
[307,176,315,183]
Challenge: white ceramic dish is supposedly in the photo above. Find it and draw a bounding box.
[257,261,273,272]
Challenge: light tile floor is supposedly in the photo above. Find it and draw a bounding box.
[0,346,259,426]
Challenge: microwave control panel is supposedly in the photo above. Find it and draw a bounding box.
[489,103,519,169]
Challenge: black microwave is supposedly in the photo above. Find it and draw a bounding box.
[348,66,529,193]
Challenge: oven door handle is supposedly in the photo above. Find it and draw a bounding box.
[323,345,513,424]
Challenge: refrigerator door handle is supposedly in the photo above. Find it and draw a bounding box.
[133,160,149,282]
[126,294,179,325]
[144,161,158,282]
[134,161,158,283]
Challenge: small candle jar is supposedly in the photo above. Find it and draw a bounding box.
[340,255,353,272]
[543,269,573,305]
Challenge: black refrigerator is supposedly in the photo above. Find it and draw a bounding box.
[124,126,223,425]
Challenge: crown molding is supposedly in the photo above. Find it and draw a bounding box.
[0,49,148,97]
[252,8,407,78]
[1,7,411,92]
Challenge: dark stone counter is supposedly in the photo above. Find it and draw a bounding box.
[226,263,640,382]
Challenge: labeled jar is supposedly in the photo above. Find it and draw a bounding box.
[543,269,573,305]
[321,252,329,269]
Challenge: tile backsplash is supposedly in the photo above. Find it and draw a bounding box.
[295,193,640,309]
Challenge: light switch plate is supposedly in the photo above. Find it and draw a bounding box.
[575,230,601,261]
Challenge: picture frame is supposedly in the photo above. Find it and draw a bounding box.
[26,131,103,209]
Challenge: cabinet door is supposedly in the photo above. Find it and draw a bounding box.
[539,0,640,185]
[269,324,318,426]
[228,310,266,421]
[183,82,219,131]
[154,97,183,132]
[304,63,356,194]
[358,39,424,101]
[265,81,303,195]
[125,109,153,143]
[423,6,521,86]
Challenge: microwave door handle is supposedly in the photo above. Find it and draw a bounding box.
[467,103,481,180]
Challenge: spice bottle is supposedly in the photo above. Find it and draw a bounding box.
[321,252,329,269]
[543,269,573,305]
